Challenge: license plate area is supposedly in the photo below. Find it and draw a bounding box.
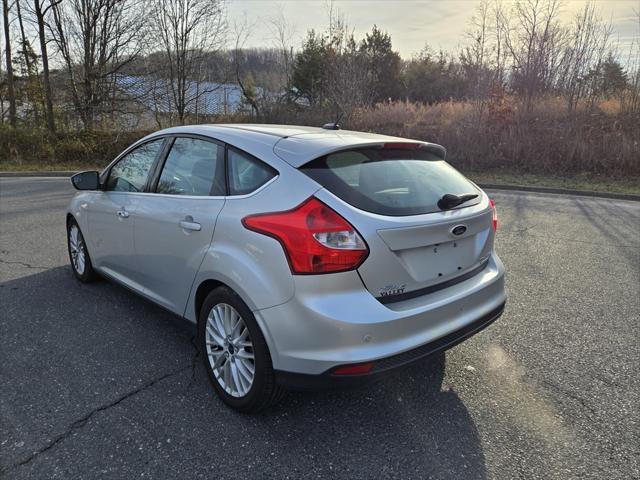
[396,235,478,283]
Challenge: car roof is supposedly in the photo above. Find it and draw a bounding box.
[149,124,446,168]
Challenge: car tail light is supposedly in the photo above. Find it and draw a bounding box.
[242,197,369,274]
[490,199,498,231]
[331,362,373,376]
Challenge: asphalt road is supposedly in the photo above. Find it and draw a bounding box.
[1,177,638,480]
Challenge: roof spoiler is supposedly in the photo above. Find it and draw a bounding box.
[376,141,446,159]
[421,143,446,159]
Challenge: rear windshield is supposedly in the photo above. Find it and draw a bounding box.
[300,147,480,216]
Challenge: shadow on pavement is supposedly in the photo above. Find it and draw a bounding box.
[1,266,486,479]
[257,354,487,479]
[572,198,640,264]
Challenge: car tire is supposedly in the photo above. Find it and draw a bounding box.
[198,286,286,413]
[67,218,98,283]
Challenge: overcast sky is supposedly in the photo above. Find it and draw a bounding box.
[227,0,639,58]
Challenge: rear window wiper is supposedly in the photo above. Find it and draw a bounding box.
[437,193,479,210]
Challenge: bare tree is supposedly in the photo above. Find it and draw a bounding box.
[267,6,295,95]
[230,9,298,121]
[327,35,370,121]
[49,0,145,131]
[323,2,372,119]
[463,0,490,87]
[558,2,612,111]
[499,0,566,110]
[2,0,16,126]
[492,0,508,86]
[15,0,43,125]
[232,16,260,117]
[150,0,226,125]
[15,0,33,77]
[0,26,4,121]
[33,0,58,132]
[461,0,492,119]
[624,6,640,113]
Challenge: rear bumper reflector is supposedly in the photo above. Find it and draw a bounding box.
[331,362,374,376]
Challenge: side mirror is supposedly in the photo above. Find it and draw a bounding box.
[71,171,100,190]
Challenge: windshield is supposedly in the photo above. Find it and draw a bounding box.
[300,147,480,216]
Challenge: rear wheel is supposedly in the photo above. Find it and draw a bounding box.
[198,287,285,412]
[67,219,97,282]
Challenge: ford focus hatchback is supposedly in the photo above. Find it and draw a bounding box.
[67,124,506,412]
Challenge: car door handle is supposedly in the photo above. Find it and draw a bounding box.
[116,209,130,218]
[179,220,201,232]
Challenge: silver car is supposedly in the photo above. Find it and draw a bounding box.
[67,124,506,412]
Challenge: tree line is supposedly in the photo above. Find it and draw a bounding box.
[1,0,639,134]
[271,0,639,121]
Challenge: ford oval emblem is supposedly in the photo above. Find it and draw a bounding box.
[451,224,467,236]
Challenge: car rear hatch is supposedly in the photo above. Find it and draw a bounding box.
[297,142,495,303]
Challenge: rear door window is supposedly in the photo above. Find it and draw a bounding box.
[301,147,480,216]
[156,138,225,196]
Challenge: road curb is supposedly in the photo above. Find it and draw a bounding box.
[1,171,638,201]
[479,183,640,202]
[0,171,75,177]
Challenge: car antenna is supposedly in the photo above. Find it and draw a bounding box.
[322,111,343,130]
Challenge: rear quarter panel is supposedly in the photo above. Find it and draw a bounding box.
[184,159,321,321]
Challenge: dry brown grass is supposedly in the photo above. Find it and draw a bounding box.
[348,98,640,177]
[2,98,638,184]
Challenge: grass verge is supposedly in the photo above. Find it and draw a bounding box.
[0,161,104,172]
[464,170,640,195]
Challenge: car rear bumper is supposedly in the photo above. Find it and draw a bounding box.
[254,253,506,378]
[274,301,505,390]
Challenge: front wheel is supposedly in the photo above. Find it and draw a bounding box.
[67,218,97,282]
[198,287,285,412]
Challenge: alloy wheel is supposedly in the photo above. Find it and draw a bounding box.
[69,225,86,275]
[205,303,255,398]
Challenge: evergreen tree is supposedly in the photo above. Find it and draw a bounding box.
[359,26,402,103]
[292,30,328,106]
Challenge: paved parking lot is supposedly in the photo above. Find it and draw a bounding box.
[1,177,639,479]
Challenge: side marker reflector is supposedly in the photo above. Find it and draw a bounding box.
[331,362,374,376]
